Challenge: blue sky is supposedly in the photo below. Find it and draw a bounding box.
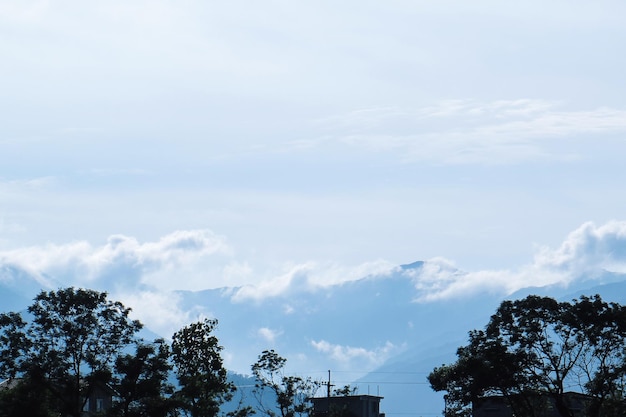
[2,0,626,336]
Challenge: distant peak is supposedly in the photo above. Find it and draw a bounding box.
[399,261,424,270]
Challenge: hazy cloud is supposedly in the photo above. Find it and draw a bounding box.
[309,101,626,165]
[0,229,235,336]
[0,176,57,190]
[117,290,198,339]
[311,339,401,368]
[4,221,626,340]
[257,327,283,344]
[231,263,314,302]
[0,229,233,291]
[410,221,626,301]
[531,221,626,279]
[231,260,396,302]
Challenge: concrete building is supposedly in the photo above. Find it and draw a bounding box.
[310,395,384,417]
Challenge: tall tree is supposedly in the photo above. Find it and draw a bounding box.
[0,312,28,380]
[110,338,176,417]
[0,287,142,417]
[251,349,319,417]
[0,375,62,417]
[171,318,235,417]
[428,295,626,417]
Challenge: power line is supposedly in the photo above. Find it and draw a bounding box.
[305,370,431,375]
[352,381,428,385]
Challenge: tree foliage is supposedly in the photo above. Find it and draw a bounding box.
[0,287,142,417]
[428,294,626,417]
[110,338,176,417]
[171,318,235,417]
[251,349,320,417]
[0,287,256,417]
[0,312,28,380]
[333,385,358,397]
[0,375,63,417]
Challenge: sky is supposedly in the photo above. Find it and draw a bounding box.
[2,0,626,337]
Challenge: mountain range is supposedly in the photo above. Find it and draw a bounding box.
[170,262,626,417]
[2,260,626,417]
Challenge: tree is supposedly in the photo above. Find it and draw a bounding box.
[171,318,235,417]
[333,385,357,397]
[429,329,532,417]
[0,312,28,380]
[0,375,63,417]
[251,350,320,417]
[428,295,626,417]
[0,287,142,417]
[110,338,176,417]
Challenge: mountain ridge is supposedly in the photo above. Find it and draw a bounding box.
[2,261,626,416]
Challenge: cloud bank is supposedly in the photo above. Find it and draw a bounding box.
[407,221,626,301]
[231,260,397,303]
[0,229,233,290]
[0,230,234,336]
[3,221,626,337]
[311,340,402,369]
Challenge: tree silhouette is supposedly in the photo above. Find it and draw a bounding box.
[0,287,142,417]
[428,295,626,417]
[171,318,235,417]
[251,350,319,417]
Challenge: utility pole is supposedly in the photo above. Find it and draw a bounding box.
[322,369,335,398]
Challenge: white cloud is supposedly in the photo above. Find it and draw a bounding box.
[257,327,283,344]
[0,229,398,336]
[116,290,198,340]
[0,229,236,337]
[0,176,57,190]
[231,260,396,302]
[5,221,626,338]
[0,229,233,291]
[531,221,626,278]
[311,339,401,368]
[307,101,626,165]
[231,263,314,302]
[409,221,626,301]
[86,168,153,177]
[409,265,519,302]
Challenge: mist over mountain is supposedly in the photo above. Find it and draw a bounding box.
[352,271,626,417]
[172,263,626,417]
[167,264,626,416]
[2,258,626,417]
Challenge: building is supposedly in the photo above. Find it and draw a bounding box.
[472,392,593,417]
[81,381,115,415]
[309,395,384,417]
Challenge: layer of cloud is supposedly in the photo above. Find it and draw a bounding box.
[0,229,233,291]
[0,176,57,190]
[257,327,283,345]
[118,290,198,339]
[408,221,626,301]
[311,339,402,368]
[4,221,626,338]
[302,101,626,165]
[231,260,396,303]
[0,229,235,336]
[0,230,396,335]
